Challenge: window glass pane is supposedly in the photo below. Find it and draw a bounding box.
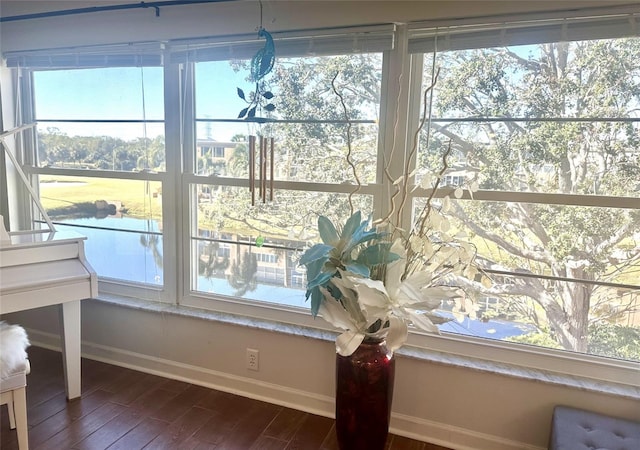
[195,54,382,121]
[55,222,163,285]
[412,195,639,360]
[191,51,384,308]
[435,276,640,362]
[33,67,164,120]
[415,35,640,363]
[37,124,165,171]
[193,238,305,308]
[33,67,165,171]
[419,38,640,197]
[423,198,639,286]
[192,184,373,303]
[194,54,382,183]
[194,123,378,183]
[39,175,163,285]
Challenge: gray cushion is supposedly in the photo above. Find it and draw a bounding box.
[550,405,640,450]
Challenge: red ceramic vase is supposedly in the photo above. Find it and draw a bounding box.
[335,337,395,450]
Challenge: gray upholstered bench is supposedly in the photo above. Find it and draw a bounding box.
[549,405,640,450]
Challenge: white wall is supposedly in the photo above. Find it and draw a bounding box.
[2,2,639,449]
[5,300,639,450]
[0,1,618,52]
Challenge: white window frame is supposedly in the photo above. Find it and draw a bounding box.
[401,11,640,385]
[4,12,639,388]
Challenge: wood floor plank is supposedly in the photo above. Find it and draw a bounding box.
[1,408,18,449]
[250,434,290,449]
[129,386,182,415]
[28,391,114,449]
[106,417,169,450]
[320,423,340,450]
[109,372,166,406]
[155,378,191,394]
[80,361,127,396]
[286,413,335,450]
[27,391,68,426]
[149,384,212,423]
[73,407,143,450]
[171,436,217,450]
[213,400,283,450]
[1,347,451,450]
[391,435,427,450]
[262,407,308,441]
[143,406,215,449]
[34,402,127,450]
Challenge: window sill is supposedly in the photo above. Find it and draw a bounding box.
[93,294,640,401]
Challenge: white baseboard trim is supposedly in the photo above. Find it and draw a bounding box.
[390,413,545,450]
[28,329,334,418]
[28,329,543,450]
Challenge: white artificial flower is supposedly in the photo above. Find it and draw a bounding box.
[341,239,457,354]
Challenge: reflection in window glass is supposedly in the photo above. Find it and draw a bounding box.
[193,238,306,308]
[39,175,163,286]
[55,222,163,286]
[411,196,640,360]
[192,184,374,304]
[435,275,640,362]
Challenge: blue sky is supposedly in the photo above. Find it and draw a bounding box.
[33,62,255,141]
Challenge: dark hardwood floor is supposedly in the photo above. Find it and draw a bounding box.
[1,346,449,450]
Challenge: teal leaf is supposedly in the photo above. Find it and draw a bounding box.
[357,243,401,266]
[304,258,324,282]
[307,270,335,291]
[310,288,322,317]
[237,88,246,100]
[318,216,339,245]
[247,106,257,118]
[348,226,377,245]
[344,262,370,277]
[299,243,333,266]
[237,107,248,119]
[342,211,363,241]
[264,103,276,112]
[343,227,381,257]
[262,91,274,99]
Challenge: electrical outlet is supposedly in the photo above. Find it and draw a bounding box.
[246,348,259,371]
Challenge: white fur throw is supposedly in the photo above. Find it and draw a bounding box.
[0,321,30,378]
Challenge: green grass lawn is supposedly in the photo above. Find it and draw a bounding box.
[39,175,162,220]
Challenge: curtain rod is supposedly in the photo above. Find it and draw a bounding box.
[0,0,238,23]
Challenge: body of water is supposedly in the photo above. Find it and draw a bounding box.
[59,217,534,341]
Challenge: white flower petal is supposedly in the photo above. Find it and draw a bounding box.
[384,316,408,354]
[407,310,440,333]
[336,331,365,356]
[349,278,390,308]
[318,290,357,331]
[384,238,406,296]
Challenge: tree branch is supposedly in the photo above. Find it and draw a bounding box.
[453,203,556,266]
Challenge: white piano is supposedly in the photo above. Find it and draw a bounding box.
[0,229,97,400]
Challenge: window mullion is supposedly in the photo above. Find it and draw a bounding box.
[180,62,197,304]
[162,60,184,304]
[377,24,414,226]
